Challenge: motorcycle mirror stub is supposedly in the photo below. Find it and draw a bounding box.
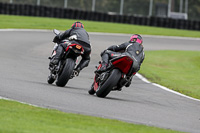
[53,29,60,35]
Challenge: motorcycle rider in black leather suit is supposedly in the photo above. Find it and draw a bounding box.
[97,34,145,88]
[50,22,91,75]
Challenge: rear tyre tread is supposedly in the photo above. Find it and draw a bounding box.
[56,58,75,87]
[96,69,121,98]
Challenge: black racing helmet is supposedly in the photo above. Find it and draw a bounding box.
[71,21,84,28]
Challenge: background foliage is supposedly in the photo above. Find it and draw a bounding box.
[0,0,199,21]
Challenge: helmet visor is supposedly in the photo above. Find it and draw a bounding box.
[130,35,142,44]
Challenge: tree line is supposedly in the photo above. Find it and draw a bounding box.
[0,0,199,21]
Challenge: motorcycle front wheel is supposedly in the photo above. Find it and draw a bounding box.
[96,69,121,98]
[47,74,55,84]
[88,82,95,95]
[56,58,75,87]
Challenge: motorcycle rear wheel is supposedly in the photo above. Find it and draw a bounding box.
[96,69,121,98]
[56,58,75,87]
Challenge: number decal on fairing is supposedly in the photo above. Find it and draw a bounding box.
[76,45,81,49]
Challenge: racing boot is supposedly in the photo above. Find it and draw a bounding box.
[49,45,63,68]
[95,61,110,73]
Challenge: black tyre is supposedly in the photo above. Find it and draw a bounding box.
[47,75,55,84]
[96,69,121,98]
[56,58,75,87]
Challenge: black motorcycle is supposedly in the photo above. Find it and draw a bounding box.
[47,29,84,87]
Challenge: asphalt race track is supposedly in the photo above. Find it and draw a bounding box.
[0,30,200,133]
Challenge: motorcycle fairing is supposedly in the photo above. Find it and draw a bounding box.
[110,55,133,74]
[66,43,84,55]
[94,77,99,91]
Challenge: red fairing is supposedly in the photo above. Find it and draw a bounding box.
[65,44,76,51]
[65,44,84,53]
[93,64,101,91]
[94,77,99,91]
[112,56,133,74]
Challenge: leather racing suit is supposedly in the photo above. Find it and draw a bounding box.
[101,41,145,74]
[52,27,91,71]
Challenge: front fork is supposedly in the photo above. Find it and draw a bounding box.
[93,71,110,91]
[48,62,60,80]
[49,43,59,59]
[48,43,60,81]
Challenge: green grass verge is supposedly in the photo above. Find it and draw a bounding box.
[0,99,182,133]
[0,15,200,38]
[139,50,200,100]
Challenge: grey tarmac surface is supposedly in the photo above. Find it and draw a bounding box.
[0,30,200,133]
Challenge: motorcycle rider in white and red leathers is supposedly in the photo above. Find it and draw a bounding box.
[50,22,91,76]
[96,34,145,88]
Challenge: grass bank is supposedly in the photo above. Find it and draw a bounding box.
[0,99,182,133]
[139,50,200,100]
[0,15,200,38]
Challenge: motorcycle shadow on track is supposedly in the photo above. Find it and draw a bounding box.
[46,79,143,103]
[47,82,87,91]
[100,95,163,106]
[101,96,134,102]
